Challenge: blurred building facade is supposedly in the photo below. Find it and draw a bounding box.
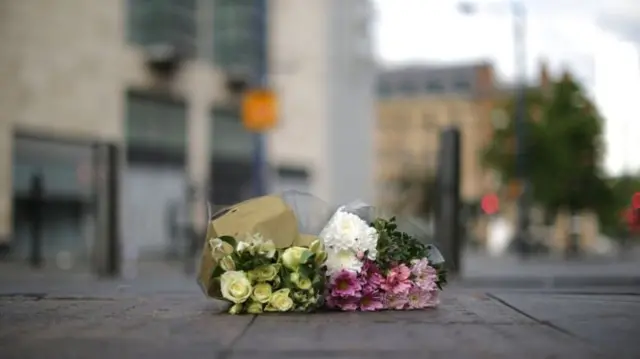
[0,0,376,263]
[375,62,496,211]
[374,61,600,253]
[268,0,376,206]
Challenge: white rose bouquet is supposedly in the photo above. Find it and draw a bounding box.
[207,233,328,314]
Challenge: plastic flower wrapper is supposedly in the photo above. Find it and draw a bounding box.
[196,191,330,313]
[320,200,448,312]
[279,190,336,242]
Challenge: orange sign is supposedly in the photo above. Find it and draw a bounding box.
[241,89,278,132]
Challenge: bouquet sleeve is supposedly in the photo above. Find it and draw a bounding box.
[197,191,334,300]
[197,195,301,297]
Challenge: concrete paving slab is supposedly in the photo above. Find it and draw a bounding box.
[491,292,640,358]
[0,291,607,359]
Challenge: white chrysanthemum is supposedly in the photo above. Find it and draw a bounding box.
[359,226,379,260]
[319,208,379,260]
[325,248,363,275]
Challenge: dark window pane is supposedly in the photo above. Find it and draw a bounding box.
[399,81,417,95]
[378,82,393,96]
[210,108,253,160]
[426,80,444,92]
[213,0,262,72]
[454,80,470,91]
[128,0,197,56]
[126,93,187,153]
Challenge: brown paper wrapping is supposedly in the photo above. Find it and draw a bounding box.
[197,195,319,298]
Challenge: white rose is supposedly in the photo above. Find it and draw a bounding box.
[220,271,252,304]
[236,241,251,253]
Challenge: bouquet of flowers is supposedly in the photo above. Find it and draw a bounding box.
[197,192,446,315]
[320,204,447,311]
[207,233,327,314]
[197,192,333,314]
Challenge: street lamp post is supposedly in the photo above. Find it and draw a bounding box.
[252,0,268,197]
[459,0,531,257]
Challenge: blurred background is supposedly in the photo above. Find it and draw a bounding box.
[0,0,639,288]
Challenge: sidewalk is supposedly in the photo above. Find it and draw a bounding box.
[460,251,640,288]
[1,257,640,357]
[1,287,636,358]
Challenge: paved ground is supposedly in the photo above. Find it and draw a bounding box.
[460,252,640,288]
[1,256,640,358]
[0,283,639,358]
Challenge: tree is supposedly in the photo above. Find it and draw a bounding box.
[482,75,612,253]
[598,174,640,242]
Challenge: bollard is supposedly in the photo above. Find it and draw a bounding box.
[28,173,45,268]
[105,144,120,276]
[93,143,121,278]
[434,127,462,276]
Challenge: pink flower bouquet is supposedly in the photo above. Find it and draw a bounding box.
[320,209,447,312]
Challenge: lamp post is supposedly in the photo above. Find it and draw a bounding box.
[252,0,268,197]
[458,0,531,257]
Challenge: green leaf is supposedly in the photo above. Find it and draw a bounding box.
[298,265,313,280]
[208,277,223,298]
[211,265,225,279]
[299,250,313,265]
[218,235,237,248]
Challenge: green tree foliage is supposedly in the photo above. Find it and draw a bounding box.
[482,75,612,217]
[598,175,640,239]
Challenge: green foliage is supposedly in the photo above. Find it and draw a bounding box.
[598,175,640,239]
[371,217,447,289]
[234,249,277,271]
[482,76,611,215]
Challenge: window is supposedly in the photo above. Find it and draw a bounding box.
[127,0,197,56]
[378,82,393,97]
[210,108,253,160]
[426,80,444,93]
[213,0,263,72]
[453,80,471,92]
[126,93,187,152]
[399,81,417,95]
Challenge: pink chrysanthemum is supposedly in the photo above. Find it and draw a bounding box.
[383,291,409,310]
[329,270,362,298]
[359,289,384,311]
[410,258,439,291]
[381,264,412,294]
[406,284,430,309]
[422,289,440,308]
[360,260,384,293]
[326,295,360,311]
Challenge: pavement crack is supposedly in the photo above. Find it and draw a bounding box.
[217,315,257,359]
[486,292,577,338]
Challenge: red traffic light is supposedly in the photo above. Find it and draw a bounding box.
[632,192,640,209]
[481,194,499,215]
[624,207,640,232]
